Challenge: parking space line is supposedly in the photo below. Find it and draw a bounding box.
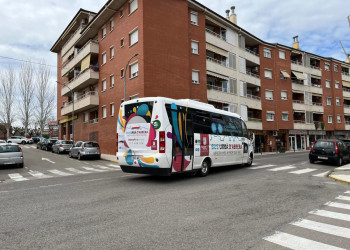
[65,168,92,174]
[268,166,296,172]
[8,173,28,182]
[288,168,317,175]
[82,166,106,172]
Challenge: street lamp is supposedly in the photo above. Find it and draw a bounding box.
[57,81,75,143]
[124,53,138,102]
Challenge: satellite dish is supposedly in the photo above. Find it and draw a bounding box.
[340,40,350,63]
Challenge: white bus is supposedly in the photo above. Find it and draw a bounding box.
[116,97,254,177]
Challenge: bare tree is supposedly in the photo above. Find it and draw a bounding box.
[35,60,55,136]
[0,66,16,140]
[18,60,35,136]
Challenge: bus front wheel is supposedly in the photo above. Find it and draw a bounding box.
[197,160,210,177]
[245,153,253,167]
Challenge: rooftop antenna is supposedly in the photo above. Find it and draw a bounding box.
[340,40,350,63]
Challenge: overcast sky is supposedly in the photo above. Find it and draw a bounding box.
[0,0,349,73]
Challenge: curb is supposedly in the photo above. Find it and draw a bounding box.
[329,174,350,185]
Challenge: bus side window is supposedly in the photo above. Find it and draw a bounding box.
[185,111,194,156]
[241,120,248,138]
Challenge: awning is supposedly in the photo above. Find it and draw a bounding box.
[248,106,262,110]
[206,43,228,57]
[281,70,290,78]
[311,75,321,80]
[344,97,350,101]
[292,90,304,94]
[343,81,350,88]
[312,93,322,97]
[59,115,78,124]
[207,71,229,80]
[81,55,91,71]
[292,71,307,80]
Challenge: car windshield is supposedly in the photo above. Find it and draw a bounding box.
[314,141,335,149]
[62,141,72,144]
[0,145,20,153]
[84,142,99,148]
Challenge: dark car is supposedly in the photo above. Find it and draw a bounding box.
[340,138,350,149]
[52,140,73,154]
[36,138,46,150]
[31,137,40,144]
[41,139,57,151]
[309,139,350,166]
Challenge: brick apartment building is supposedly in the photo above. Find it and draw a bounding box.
[51,0,350,155]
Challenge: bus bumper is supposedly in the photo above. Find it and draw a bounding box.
[120,165,172,176]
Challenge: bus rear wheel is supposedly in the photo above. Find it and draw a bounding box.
[197,160,210,177]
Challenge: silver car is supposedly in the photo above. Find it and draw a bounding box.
[52,140,73,154]
[0,143,24,168]
[69,141,101,160]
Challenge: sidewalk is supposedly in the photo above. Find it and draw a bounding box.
[329,164,350,185]
[254,150,309,157]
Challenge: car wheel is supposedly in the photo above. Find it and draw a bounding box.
[310,158,314,164]
[197,159,209,177]
[78,153,82,160]
[22,141,26,145]
[69,152,72,158]
[18,163,24,168]
[337,157,343,167]
[57,150,60,154]
[7,141,11,143]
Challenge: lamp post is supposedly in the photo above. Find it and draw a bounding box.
[124,53,138,102]
[57,81,75,143]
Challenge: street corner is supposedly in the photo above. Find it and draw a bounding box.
[329,164,350,185]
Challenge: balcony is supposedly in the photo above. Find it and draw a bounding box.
[61,25,86,58]
[205,28,233,52]
[292,81,322,95]
[61,67,99,97]
[293,120,315,130]
[246,118,262,130]
[61,40,99,77]
[61,91,99,116]
[342,71,350,82]
[239,71,261,87]
[291,60,322,76]
[242,48,260,65]
[206,56,234,77]
[345,105,350,115]
[292,100,324,113]
[346,121,350,130]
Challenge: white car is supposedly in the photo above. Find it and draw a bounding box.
[7,136,31,144]
[0,140,6,143]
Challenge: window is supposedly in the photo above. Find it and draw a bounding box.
[84,112,89,123]
[325,63,330,71]
[190,12,198,25]
[266,111,275,121]
[279,50,286,59]
[281,90,287,100]
[336,98,340,106]
[130,62,138,78]
[327,97,331,105]
[265,90,273,100]
[110,75,114,88]
[191,41,199,54]
[282,112,288,121]
[264,69,272,79]
[129,0,138,14]
[102,79,107,91]
[328,115,332,123]
[102,106,107,118]
[120,8,124,18]
[337,115,341,123]
[334,64,338,72]
[335,82,339,89]
[102,26,106,38]
[102,52,107,65]
[120,38,124,47]
[121,68,124,78]
[110,46,114,59]
[129,28,138,46]
[110,19,114,31]
[192,70,199,84]
[110,103,115,116]
[264,48,271,58]
[326,80,330,88]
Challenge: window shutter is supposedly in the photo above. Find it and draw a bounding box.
[306,73,311,86]
[239,35,245,49]
[229,53,236,70]
[229,78,237,94]
[130,0,138,13]
[304,54,310,67]
[239,57,246,73]
[240,81,244,96]
[192,71,199,83]
[229,103,238,113]
[226,29,236,46]
[130,30,138,46]
[240,105,248,121]
[130,63,139,77]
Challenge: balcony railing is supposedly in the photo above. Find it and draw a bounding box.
[342,71,350,76]
[312,102,323,106]
[205,28,226,41]
[62,39,98,68]
[90,118,99,124]
[62,66,99,87]
[206,56,228,67]
[344,88,350,92]
[291,60,302,65]
[291,60,321,70]
[346,121,350,125]
[310,65,321,70]
[62,25,86,51]
[207,84,228,92]
[345,104,350,109]
[244,48,259,57]
[246,71,260,79]
[246,94,261,100]
[294,120,305,124]
[311,83,321,88]
[248,117,262,122]
[63,91,98,108]
[291,79,304,85]
[293,100,304,104]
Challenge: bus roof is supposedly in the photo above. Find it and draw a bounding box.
[121,97,242,119]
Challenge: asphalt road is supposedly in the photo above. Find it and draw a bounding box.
[0,147,349,249]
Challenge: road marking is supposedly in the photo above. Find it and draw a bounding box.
[291,219,350,239]
[65,168,91,174]
[344,191,350,194]
[42,158,55,164]
[93,165,114,170]
[325,201,350,210]
[8,173,28,182]
[28,171,52,179]
[312,171,330,177]
[248,164,276,170]
[336,195,350,201]
[30,146,36,149]
[23,146,30,149]
[47,169,73,176]
[82,166,106,172]
[263,231,345,250]
[309,209,350,222]
[268,166,296,172]
[108,164,120,169]
[288,168,317,175]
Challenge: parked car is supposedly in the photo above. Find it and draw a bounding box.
[0,140,6,143]
[69,141,101,160]
[41,139,57,151]
[52,140,73,154]
[31,137,40,144]
[36,138,46,149]
[7,136,31,144]
[0,143,23,168]
[340,138,350,149]
[309,139,350,166]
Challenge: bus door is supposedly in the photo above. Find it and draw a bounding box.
[242,141,249,164]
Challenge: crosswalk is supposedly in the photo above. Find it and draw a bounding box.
[263,190,350,249]
[248,164,331,177]
[6,164,121,182]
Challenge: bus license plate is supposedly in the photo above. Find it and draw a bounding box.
[318,156,328,160]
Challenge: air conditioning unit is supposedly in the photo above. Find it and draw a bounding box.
[272,131,278,136]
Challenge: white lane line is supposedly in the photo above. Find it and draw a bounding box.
[336,195,350,201]
[23,146,30,149]
[108,164,120,169]
[268,166,296,172]
[344,191,350,194]
[42,158,55,164]
[47,169,73,176]
[248,164,276,170]
[312,171,330,177]
[288,168,317,175]
[325,201,350,210]
[28,171,52,179]
[263,231,345,250]
[82,166,106,172]
[291,219,350,239]
[8,173,28,182]
[65,168,91,174]
[93,165,115,170]
[309,209,350,222]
